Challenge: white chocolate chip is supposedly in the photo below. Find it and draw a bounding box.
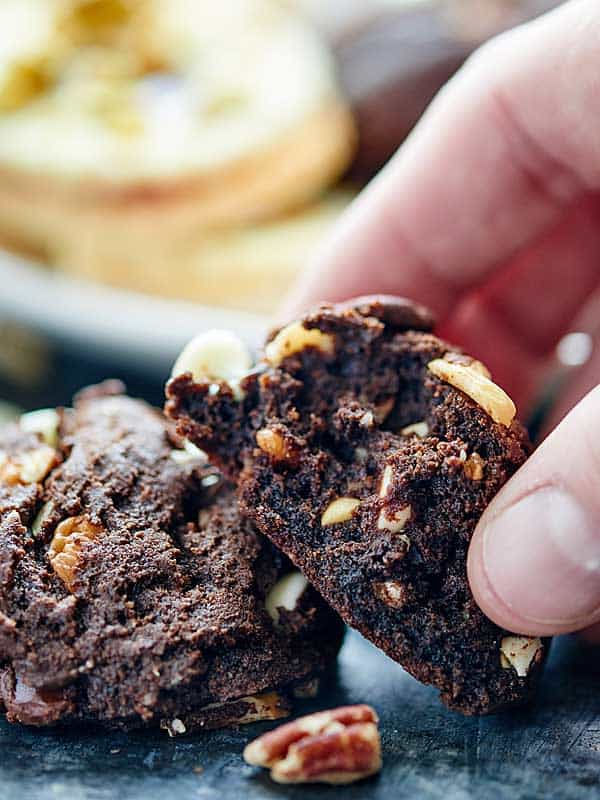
[171,330,251,397]
[379,465,394,499]
[359,411,375,428]
[500,636,543,677]
[265,321,334,366]
[428,359,516,427]
[377,507,411,533]
[20,409,60,447]
[265,572,309,623]
[161,717,187,737]
[321,497,361,526]
[170,439,207,465]
[400,421,429,438]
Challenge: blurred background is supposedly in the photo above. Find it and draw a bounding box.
[0,0,563,417]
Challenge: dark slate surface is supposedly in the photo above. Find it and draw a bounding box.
[1,630,598,800]
[0,342,597,799]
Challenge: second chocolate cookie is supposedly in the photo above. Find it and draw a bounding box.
[166,297,548,715]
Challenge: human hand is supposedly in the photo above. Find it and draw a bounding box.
[283,0,600,641]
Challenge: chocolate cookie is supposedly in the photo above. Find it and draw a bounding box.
[166,297,548,715]
[0,383,343,731]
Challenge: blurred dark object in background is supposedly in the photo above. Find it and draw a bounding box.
[0,0,568,415]
[0,321,164,412]
[337,0,562,181]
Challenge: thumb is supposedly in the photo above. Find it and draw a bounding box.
[468,385,600,637]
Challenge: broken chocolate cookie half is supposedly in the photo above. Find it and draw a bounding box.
[166,295,548,715]
[0,383,343,731]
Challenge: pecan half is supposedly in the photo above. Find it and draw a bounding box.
[48,516,104,590]
[243,704,381,784]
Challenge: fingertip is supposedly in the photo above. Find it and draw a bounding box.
[468,486,600,637]
[467,517,559,636]
[466,514,558,637]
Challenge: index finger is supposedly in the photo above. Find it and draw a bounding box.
[282,0,600,321]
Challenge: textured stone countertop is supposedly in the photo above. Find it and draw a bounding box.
[1,629,598,800]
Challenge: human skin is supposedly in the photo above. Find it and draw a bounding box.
[283,0,600,642]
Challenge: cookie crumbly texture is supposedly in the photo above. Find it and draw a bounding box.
[166,296,549,715]
[0,382,343,730]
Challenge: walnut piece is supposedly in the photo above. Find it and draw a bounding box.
[500,636,543,677]
[0,446,57,486]
[265,321,334,367]
[321,497,361,526]
[428,358,516,427]
[265,572,309,624]
[243,704,382,785]
[48,516,104,590]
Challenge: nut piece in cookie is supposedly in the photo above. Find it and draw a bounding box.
[265,572,309,624]
[166,295,547,715]
[427,358,516,427]
[0,383,343,731]
[500,636,544,678]
[0,445,58,486]
[243,704,381,785]
[48,516,104,591]
[171,329,252,386]
[266,321,335,367]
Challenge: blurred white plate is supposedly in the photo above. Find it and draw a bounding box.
[0,249,268,373]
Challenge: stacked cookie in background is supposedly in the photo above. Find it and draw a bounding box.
[0,0,563,315]
[0,0,356,313]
